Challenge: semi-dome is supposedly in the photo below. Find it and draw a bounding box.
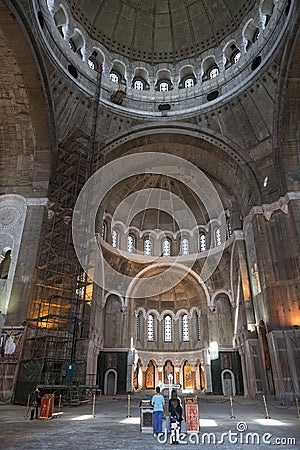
[66,0,257,63]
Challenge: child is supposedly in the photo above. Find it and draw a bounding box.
[151,386,165,436]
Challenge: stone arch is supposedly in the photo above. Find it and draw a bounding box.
[125,263,210,309]
[104,369,118,395]
[103,294,124,347]
[210,293,234,347]
[101,126,261,215]
[221,369,236,396]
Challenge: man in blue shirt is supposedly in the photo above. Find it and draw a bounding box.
[151,386,165,436]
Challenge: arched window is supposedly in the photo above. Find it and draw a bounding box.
[197,314,201,340]
[110,72,119,83]
[214,228,222,246]
[127,234,135,253]
[112,230,118,248]
[180,237,189,255]
[184,77,194,88]
[232,51,241,64]
[88,57,96,70]
[208,66,219,79]
[69,40,75,52]
[164,315,172,342]
[133,79,144,90]
[101,221,107,240]
[144,237,152,256]
[136,311,143,341]
[159,81,169,92]
[181,314,189,342]
[162,238,171,257]
[199,234,207,252]
[147,314,154,342]
[226,220,232,238]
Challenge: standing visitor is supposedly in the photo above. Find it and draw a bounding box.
[168,389,183,444]
[151,386,165,437]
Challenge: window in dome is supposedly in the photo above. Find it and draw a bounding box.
[197,314,201,340]
[208,66,219,79]
[226,220,232,238]
[101,221,107,240]
[162,238,171,257]
[215,228,222,247]
[133,79,144,91]
[144,237,152,256]
[181,314,189,342]
[110,72,119,83]
[164,315,172,342]
[112,230,118,248]
[88,58,96,70]
[147,314,154,342]
[159,81,169,92]
[254,30,260,41]
[127,234,135,253]
[184,77,195,88]
[69,40,75,52]
[232,51,241,64]
[136,311,143,341]
[199,234,207,252]
[181,237,189,256]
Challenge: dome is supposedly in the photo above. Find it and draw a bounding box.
[66,0,257,63]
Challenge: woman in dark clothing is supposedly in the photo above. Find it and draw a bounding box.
[168,390,183,444]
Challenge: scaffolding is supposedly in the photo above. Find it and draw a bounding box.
[18,67,103,400]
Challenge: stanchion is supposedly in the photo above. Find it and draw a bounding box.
[92,393,96,417]
[229,396,236,419]
[58,394,62,418]
[262,395,270,419]
[24,393,30,420]
[127,394,131,418]
[296,398,300,420]
[35,388,40,420]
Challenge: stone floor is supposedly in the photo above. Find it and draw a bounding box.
[0,394,299,449]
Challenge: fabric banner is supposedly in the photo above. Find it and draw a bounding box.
[184,397,199,432]
[40,394,54,419]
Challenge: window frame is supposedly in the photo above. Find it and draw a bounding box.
[133,78,145,91]
[180,236,190,256]
[199,233,207,252]
[208,65,219,79]
[162,238,172,257]
[163,314,173,342]
[143,237,153,256]
[147,314,155,342]
[181,313,190,342]
[109,71,120,84]
[127,234,135,253]
[112,229,118,248]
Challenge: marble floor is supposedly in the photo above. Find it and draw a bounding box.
[0,393,299,449]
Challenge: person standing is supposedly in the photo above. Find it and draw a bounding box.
[151,386,165,437]
[168,389,183,445]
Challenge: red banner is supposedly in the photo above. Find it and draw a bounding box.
[39,394,54,419]
[184,397,199,432]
